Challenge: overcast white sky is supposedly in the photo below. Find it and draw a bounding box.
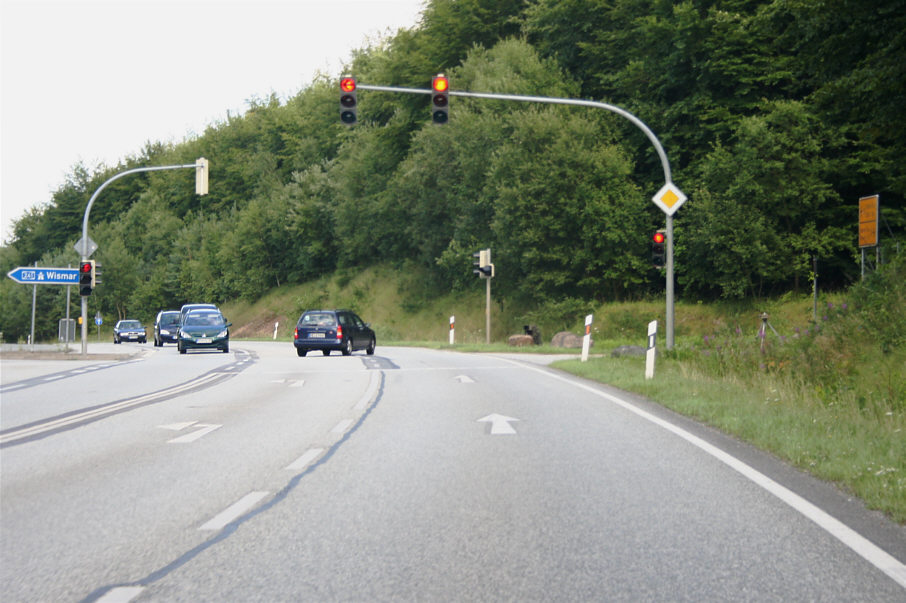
[1,0,426,245]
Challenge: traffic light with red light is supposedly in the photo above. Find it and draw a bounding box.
[652,230,666,268]
[431,74,449,124]
[340,76,357,125]
[79,260,95,296]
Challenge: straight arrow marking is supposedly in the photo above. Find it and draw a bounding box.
[478,414,519,435]
[168,423,222,443]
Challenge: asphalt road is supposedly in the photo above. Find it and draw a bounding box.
[1,341,904,601]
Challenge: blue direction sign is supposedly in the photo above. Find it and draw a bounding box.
[6,266,80,285]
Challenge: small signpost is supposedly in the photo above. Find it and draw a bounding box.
[859,194,880,279]
[581,314,593,362]
[645,320,658,379]
[449,316,455,345]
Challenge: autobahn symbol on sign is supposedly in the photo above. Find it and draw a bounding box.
[6,267,80,285]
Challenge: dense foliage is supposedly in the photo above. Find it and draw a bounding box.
[2,0,904,342]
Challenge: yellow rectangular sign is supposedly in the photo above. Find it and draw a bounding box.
[858,194,879,248]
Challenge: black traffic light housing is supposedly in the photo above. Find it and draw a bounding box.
[340,76,357,125]
[472,249,493,278]
[431,74,449,124]
[79,260,95,296]
[652,230,666,268]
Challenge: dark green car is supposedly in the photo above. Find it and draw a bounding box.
[178,310,231,354]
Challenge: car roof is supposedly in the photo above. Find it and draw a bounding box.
[181,303,217,310]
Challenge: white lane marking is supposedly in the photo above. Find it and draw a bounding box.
[43,374,66,381]
[168,423,221,444]
[331,419,353,434]
[454,374,475,383]
[353,371,381,411]
[286,447,325,471]
[501,357,906,590]
[199,491,269,531]
[477,413,519,435]
[96,586,144,603]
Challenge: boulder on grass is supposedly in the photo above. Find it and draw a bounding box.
[551,331,585,348]
[611,345,646,358]
[508,334,534,347]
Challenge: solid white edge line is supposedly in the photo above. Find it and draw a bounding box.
[0,373,223,444]
[286,447,325,471]
[95,586,144,603]
[503,358,906,590]
[198,491,270,531]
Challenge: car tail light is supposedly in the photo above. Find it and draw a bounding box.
[336,325,343,340]
[294,328,299,340]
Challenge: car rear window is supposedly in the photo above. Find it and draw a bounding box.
[184,313,224,326]
[300,312,336,327]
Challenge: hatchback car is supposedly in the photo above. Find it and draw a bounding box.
[113,320,146,344]
[153,310,180,346]
[178,310,231,354]
[293,309,375,357]
[178,303,219,329]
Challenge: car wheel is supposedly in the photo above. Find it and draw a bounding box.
[322,349,331,356]
[114,338,120,344]
[296,348,307,357]
[222,344,229,353]
[366,337,376,355]
[342,338,353,356]
[178,342,186,354]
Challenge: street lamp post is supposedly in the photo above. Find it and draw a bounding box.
[79,159,208,355]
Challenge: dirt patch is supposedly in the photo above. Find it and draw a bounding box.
[232,313,290,339]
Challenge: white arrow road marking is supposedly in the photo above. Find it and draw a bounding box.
[158,421,198,431]
[478,414,519,435]
[270,379,305,387]
[199,491,269,531]
[168,423,222,444]
[454,375,475,383]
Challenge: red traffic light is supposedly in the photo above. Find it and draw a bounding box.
[652,232,666,244]
[340,77,356,92]
[80,262,92,273]
[432,76,449,92]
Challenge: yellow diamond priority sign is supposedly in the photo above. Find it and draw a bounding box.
[652,182,687,216]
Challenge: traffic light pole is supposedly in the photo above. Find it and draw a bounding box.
[78,161,207,356]
[357,83,679,348]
